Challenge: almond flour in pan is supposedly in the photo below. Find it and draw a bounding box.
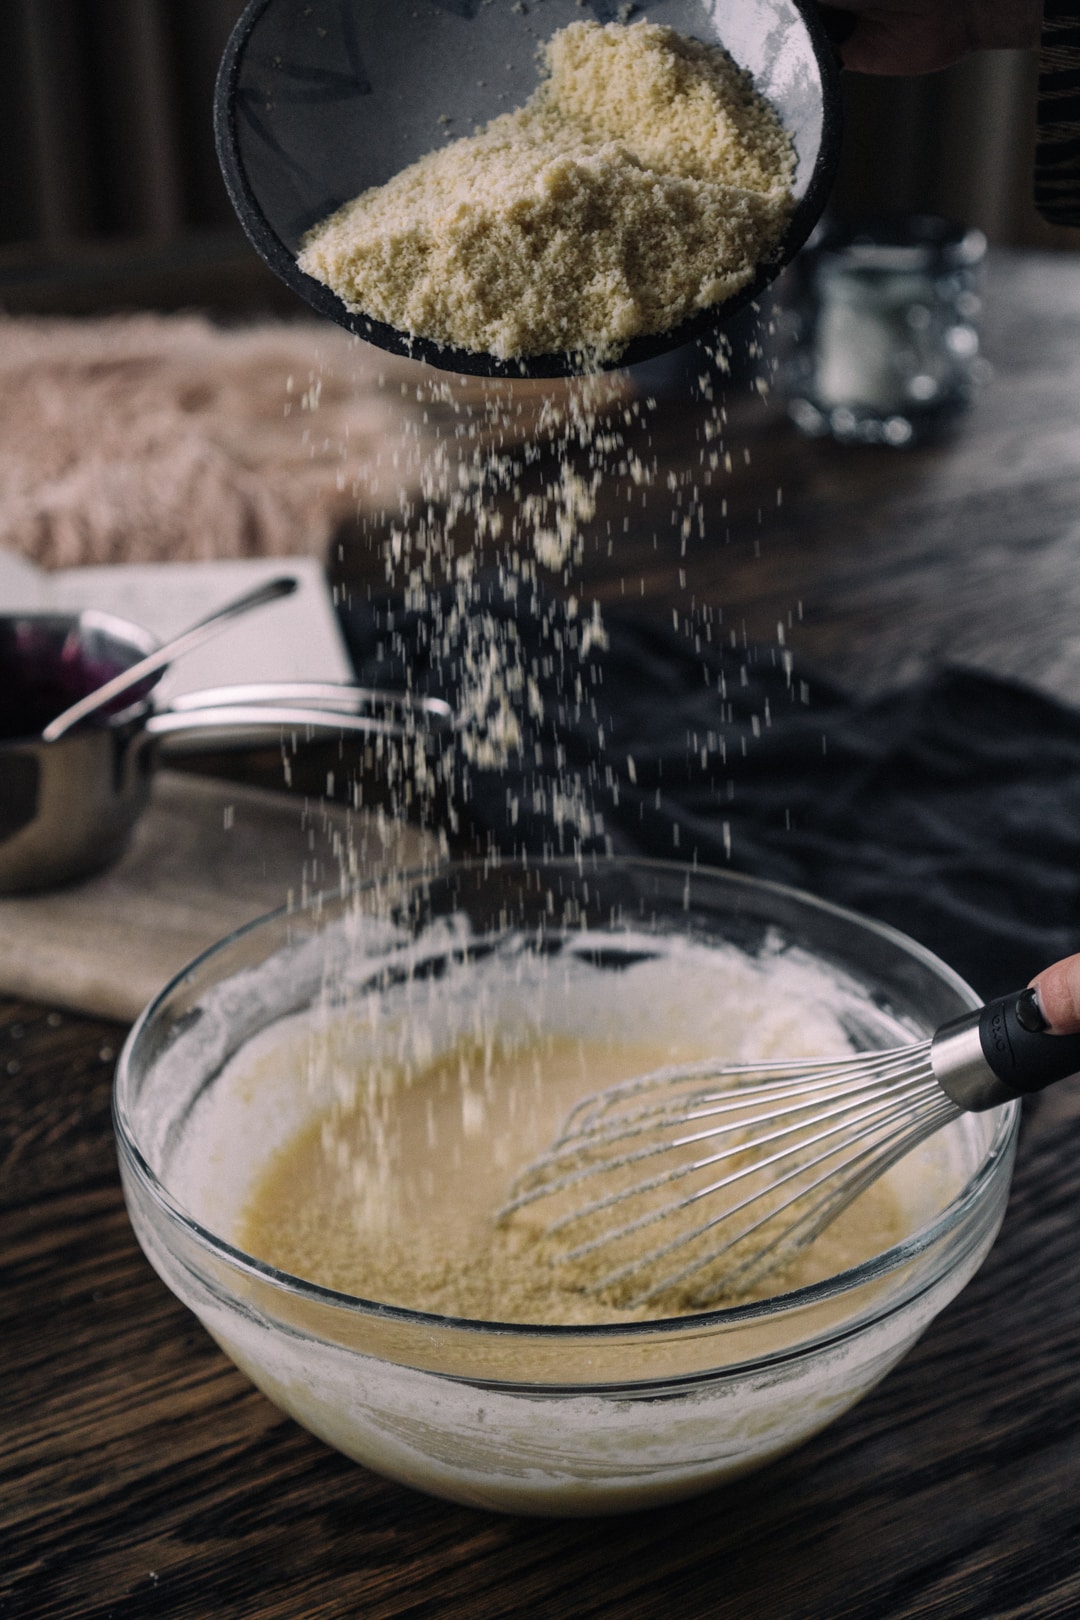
[297,20,796,362]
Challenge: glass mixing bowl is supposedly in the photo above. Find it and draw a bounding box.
[114,858,1018,1516]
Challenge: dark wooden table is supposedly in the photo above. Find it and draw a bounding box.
[5,249,1080,1618]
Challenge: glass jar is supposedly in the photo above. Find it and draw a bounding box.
[783,216,987,446]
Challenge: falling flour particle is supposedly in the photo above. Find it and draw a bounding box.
[298,21,795,361]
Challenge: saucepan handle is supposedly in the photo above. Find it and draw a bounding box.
[161,681,451,721]
[145,683,455,754]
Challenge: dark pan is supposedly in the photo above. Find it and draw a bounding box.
[214,0,842,378]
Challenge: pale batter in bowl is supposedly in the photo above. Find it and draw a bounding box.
[236,976,910,1325]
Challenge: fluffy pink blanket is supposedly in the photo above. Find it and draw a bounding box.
[0,313,612,570]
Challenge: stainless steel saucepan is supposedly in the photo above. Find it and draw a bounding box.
[0,608,453,893]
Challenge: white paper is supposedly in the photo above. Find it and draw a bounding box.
[0,551,353,699]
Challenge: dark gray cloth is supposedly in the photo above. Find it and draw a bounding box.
[339,588,1080,1001]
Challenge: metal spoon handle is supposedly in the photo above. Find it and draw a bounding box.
[41,576,298,742]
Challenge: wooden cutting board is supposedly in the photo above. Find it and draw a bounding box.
[0,771,433,1022]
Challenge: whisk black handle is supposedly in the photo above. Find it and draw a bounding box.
[932,989,1080,1111]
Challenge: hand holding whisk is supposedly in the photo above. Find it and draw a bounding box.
[499,955,1080,1313]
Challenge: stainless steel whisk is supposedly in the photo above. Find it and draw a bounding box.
[499,987,1080,1310]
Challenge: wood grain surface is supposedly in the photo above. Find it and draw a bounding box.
[597,252,1080,705]
[3,993,1080,1620]
[334,251,1080,710]
[5,249,1080,1618]
[0,775,431,1021]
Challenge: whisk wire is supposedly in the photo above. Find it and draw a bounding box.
[503,1052,940,1232]
[565,1071,949,1302]
[632,1093,962,1307]
[500,1040,968,1310]
[547,1054,935,1177]
[551,1072,940,1247]
[554,1048,926,1140]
